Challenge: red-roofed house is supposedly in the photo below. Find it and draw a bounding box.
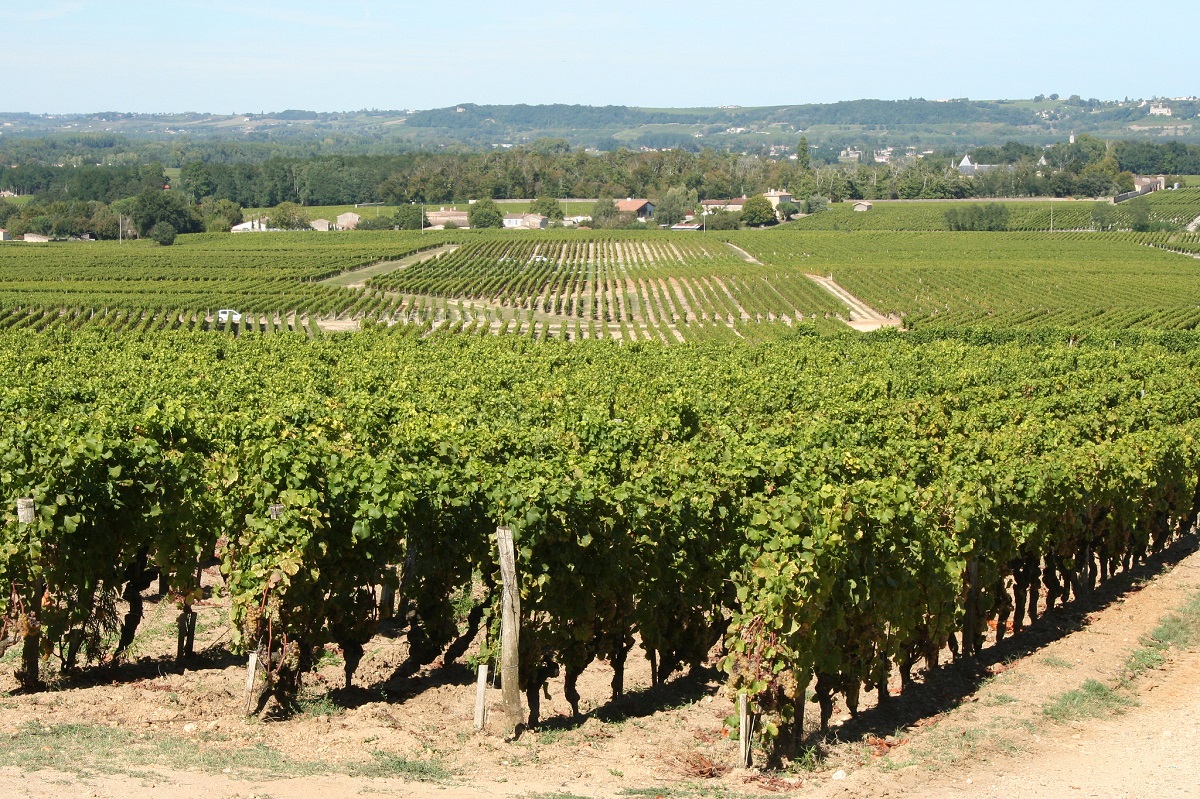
[616,199,655,219]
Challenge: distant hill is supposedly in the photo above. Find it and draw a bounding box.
[1,97,1196,157]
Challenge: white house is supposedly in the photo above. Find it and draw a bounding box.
[503,213,549,230]
[853,201,874,212]
[336,212,361,230]
[0,229,11,241]
[231,217,279,233]
[1149,103,1173,117]
[310,218,333,231]
[22,233,51,242]
[763,189,793,209]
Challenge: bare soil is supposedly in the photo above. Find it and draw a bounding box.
[2,538,1198,799]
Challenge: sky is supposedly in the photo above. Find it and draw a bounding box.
[4,0,1196,113]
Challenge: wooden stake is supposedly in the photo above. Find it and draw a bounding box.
[243,652,259,715]
[964,560,979,656]
[738,694,753,768]
[474,663,489,731]
[380,566,397,621]
[496,525,522,739]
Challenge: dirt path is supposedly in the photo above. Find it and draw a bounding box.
[725,242,763,265]
[806,273,901,331]
[318,244,459,288]
[808,541,1200,799]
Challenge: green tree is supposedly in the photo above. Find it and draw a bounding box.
[591,196,618,227]
[529,196,565,221]
[130,189,202,237]
[395,204,428,230]
[703,210,740,230]
[468,198,503,229]
[802,195,828,215]
[149,221,177,246]
[776,200,799,221]
[740,195,776,226]
[200,198,243,233]
[268,202,310,230]
[653,186,697,226]
[178,162,215,199]
[1090,202,1114,231]
[795,137,812,170]
[1129,199,1152,232]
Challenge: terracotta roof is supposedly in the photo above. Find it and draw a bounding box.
[616,199,651,212]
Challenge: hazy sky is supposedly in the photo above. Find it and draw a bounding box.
[6,0,1195,113]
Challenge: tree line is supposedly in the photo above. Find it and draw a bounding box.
[2,135,1196,240]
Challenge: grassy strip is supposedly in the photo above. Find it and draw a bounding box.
[1042,679,1134,721]
[1043,590,1200,723]
[2,721,453,783]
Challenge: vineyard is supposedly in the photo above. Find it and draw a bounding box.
[735,230,1200,331]
[787,190,1200,232]
[4,225,1199,344]
[367,235,846,341]
[2,328,1200,764]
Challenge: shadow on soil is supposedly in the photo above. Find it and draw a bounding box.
[827,533,1199,744]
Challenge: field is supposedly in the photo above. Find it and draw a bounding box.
[2,224,1199,340]
[734,229,1200,330]
[787,189,1200,232]
[3,219,1200,796]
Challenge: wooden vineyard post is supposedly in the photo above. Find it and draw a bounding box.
[15,499,41,689]
[496,525,523,739]
[177,562,201,662]
[379,566,397,621]
[474,663,489,731]
[242,652,259,715]
[738,694,753,768]
[964,560,979,657]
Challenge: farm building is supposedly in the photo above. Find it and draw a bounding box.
[702,198,747,214]
[616,199,655,219]
[503,213,549,230]
[310,218,333,231]
[425,209,469,229]
[0,229,10,241]
[853,201,874,212]
[231,218,278,233]
[763,189,793,209]
[1134,175,1167,193]
[956,154,996,177]
[336,212,361,230]
[22,233,51,242]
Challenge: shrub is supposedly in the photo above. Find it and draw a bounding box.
[149,221,177,246]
